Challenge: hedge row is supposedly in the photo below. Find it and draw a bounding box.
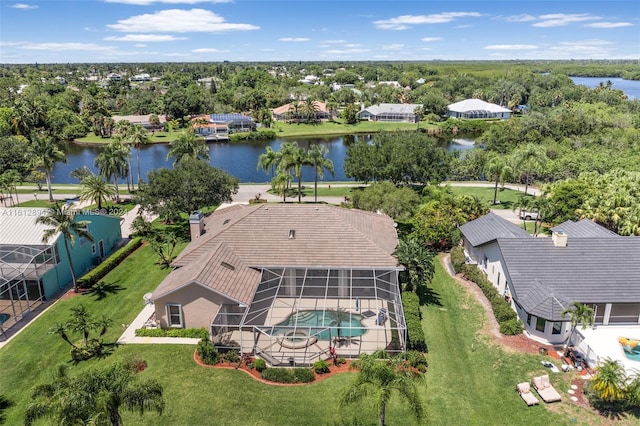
[450,246,467,274]
[261,367,315,383]
[77,238,143,288]
[402,292,427,352]
[461,264,523,336]
[135,327,209,339]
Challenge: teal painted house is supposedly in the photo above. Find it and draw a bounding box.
[0,207,122,333]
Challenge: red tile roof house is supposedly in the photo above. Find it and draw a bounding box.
[271,101,332,122]
[150,204,406,366]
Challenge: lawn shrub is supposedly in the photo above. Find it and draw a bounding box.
[450,246,466,273]
[261,367,316,384]
[221,350,240,364]
[197,339,219,365]
[70,339,103,361]
[337,357,347,365]
[402,292,427,352]
[77,238,143,288]
[293,368,316,383]
[253,358,267,372]
[135,327,208,339]
[313,360,330,374]
[462,264,522,336]
[402,350,429,372]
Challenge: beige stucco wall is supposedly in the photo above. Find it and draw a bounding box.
[154,283,229,329]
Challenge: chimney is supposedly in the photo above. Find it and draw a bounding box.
[552,230,567,248]
[189,210,204,240]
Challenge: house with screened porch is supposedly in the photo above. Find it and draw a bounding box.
[150,204,406,366]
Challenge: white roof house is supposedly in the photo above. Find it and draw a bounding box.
[0,208,59,245]
[358,103,423,123]
[447,99,511,119]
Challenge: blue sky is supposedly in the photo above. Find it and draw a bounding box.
[1,0,638,63]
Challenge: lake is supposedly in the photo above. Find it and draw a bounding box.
[54,135,476,184]
[569,76,640,100]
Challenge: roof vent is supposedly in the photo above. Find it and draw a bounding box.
[221,261,235,271]
[288,229,295,239]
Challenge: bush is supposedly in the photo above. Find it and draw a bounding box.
[403,350,428,372]
[135,327,208,339]
[253,358,267,372]
[124,354,148,372]
[337,357,347,366]
[499,318,524,335]
[221,350,240,364]
[197,339,219,365]
[402,292,427,352]
[293,368,316,383]
[70,339,103,362]
[450,246,466,273]
[77,238,143,288]
[261,367,316,384]
[313,360,330,374]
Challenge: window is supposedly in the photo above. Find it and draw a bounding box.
[91,244,96,255]
[552,322,562,335]
[536,317,546,332]
[166,304,183,328]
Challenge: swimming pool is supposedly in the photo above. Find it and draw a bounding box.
[620,339,640,362]
[274,309,367,341]
[0,313,9,325]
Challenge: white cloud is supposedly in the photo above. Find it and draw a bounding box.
[381,44,403,50]
[105,0,232,4]
[548,39,616,58]
[134,44,147,47]
[585,22,633,28]
[18,42,115,52]
[10,3,38,9]
[533,14,599,28]
[279,37,310,42]
[373,12,482,30]
[421,37,442,42]
[323,48,371,54]
[320,40,348,44]
[505,14,535,22]
[260,48,275,52]
[192,48,222,53]
[104,34,187,42]
[107,9,259,33]
[485,44,538,50]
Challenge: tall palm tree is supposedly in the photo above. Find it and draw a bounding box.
[36,203,93,293]
[271,170,291,203]
[166,129,210,165]
[69,166,94,183]
[25,362,164,426]
[68,305,97,347]
[513,194,533,230]
[308,144,335,202]
[95,139,129,203]
[280,143,312,203]
[561,301,595,348]
[591,358,627,403]
[513,143,547,195]
[129,124,150,188]
[79,175,114,210]
[393,236,435,292]
[341,351,424,426]
[26,133,66,202]
[484,155,513,205]
[256,146,279,177]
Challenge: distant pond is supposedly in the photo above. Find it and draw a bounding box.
[569,76,640,100]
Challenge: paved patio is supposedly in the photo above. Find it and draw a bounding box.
[576,325,640,375]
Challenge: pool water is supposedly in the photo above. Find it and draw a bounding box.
[0,313,9,325]
[621,344,640,361]
[274,309,367,341]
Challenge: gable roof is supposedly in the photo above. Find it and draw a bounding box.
[361,103,422,115]
[272,101,328,115]
[0,208,59,245]
[153,204,399,303]
[447,99,511,114]
[459,212,531,247]
[551,219,620,238]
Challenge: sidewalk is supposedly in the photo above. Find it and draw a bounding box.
[117,304,200,345]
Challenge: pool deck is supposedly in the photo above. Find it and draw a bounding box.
[578,325,640,375]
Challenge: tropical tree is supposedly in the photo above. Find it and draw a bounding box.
[513,143,547,195]
[36,203,93,293]
[513,194,534,230]
[341,351,425,426]
[67,305,98,347]
[95,139,129,203]
[393,236,436,292]
[271,170,292,203]
[561,302,595,348]
[280,143,312,203]
[166,129,210,165]
[328,307,352,343]
[256,146,280,177]
[590,358,628,403]
[24,362,164,426]
[128,124,150,187]
[307,144,335,202]
[79,175,114,210]
[26,133,66,202]
[484,155,513,205]
[49,322,76,348]
[69,165,94,183]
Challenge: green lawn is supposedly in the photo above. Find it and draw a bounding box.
[273,119,425,137]
[75,130,183,144]
[446,185,534,210]
[0,247,607,425]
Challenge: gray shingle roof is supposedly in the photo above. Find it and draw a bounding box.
[459,212,531,247]
[498,237,640,320]
[551,219,620,238]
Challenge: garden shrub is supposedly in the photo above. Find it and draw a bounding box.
[499,318,524,335]
[402,292,427,352]
[124,353,148,372]
[135,327,208,339]
[403,350,428,372]
[221,350,240,364]
[70,339,103,362]
[261,367,316,384]
[77,238,143,288]
[313,360,330,374]
[450,246,466,273]
[293,368,316,383]
[253,358,267,372]
[337,357,347,366]
[197,339,219,365]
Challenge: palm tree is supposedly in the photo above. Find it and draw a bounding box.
[484,155,513,205]
[68,305,97,347]
[26,133,66,202]
[393,236,435,292]
[271,170,291,203]
[25,362,164,426]
[513,143,547,195]
[561,302,595,348]
[36,203,93,293]
[256,146,279,177]
[280,143,312,203]
[591,358,627,403]
[69,166,94,183]
[166,129,210,165]
[341,351,424,426]
[328,307,352,343]
[49,322,76,348]
[95,139,129,203]
[129,124,150,187]
[79,175,114,210]
[307,144,335,202]
[512,194,533,230]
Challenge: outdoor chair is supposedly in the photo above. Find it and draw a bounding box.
[532,374,562,403]
[516,382,539,406]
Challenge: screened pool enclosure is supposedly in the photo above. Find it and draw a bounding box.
[211,267,406,366]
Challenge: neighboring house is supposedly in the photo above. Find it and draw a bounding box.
[0,208,122,333]
[446,99,511,119]
[112,114,166,130]
[358,103,423,123]
[192,113,256,140]
[130,73,151,82]
[272,101,331,122]
[459,213,640,344]
[150,204,405,366]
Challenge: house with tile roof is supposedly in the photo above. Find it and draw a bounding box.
[150,203,405,365]
[0,208,122,335]
[358,103,423,123]
[271,101,331,122]
[459,213,640,345]
[446,99,511,119]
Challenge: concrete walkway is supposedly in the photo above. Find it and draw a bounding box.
[116,304,200,345]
